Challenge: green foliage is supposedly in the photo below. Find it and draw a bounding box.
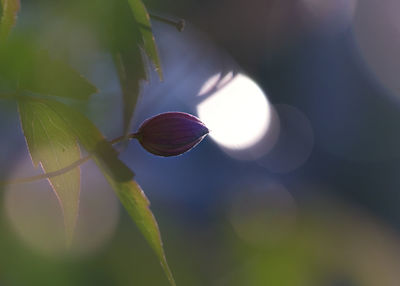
[35,98,135,182]
[127,0,163,79]
[0,41,97,99]
[17,97,174,285]
[18,98,81,246]
[102,180,176,286]
[114,50,146,136]
[111,0,163,136]
[0,0,20,41]
[110,0,148,135]
[0,0,177,285]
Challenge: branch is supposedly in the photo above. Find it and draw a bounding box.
[2,133,139,185]
[149,13,185,32]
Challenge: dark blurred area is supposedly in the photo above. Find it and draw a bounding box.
[2,0,400,285]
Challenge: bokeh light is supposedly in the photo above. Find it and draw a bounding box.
[257,104,314,173]
[1,1,400,285]
[353,0,400,101]
[197,73,271,150]
[218,104,281,161]
[229,180,297,246]
[4,157,120,258]
[301,0,358,32]
[226,186,400,286]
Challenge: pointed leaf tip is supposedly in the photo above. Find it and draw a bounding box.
[107,179,176,286]
[20,98,175,285]
[127,0,163,80]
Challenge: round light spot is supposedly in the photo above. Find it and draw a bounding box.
[197,73,271,150]
[354,0,400,101]
[229,181,297,246]
[4,158,120,258]
[257,104,314,173]
[301,0,358,32]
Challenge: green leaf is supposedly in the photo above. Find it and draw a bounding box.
[34,98,175,286]
[109,0,147,136]
[20,50,98,100]
[127,0,163,79]
[18,97,81,245]
[107,0,161,136]
[0,0,20,41]
[35,98,134,182]
[113,49,146,136]
[103,179,176,286]
[0,41,97,100]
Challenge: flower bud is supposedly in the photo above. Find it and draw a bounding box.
[135,112,209,157]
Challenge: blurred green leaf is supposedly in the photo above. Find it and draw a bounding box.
[34,98,175,286]
[0,0,20,41]
[37,98,134,182]
[0,40,97,99]
[127,0,163,79]
[104,179,176,286]
[20,50,98,100]
[114,50,146,136]
[104,0,161,136]
[18,97,81,246]
[109,0,147,136]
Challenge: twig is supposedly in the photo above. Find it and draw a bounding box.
[149,13,185,32]
[2,133,139,185]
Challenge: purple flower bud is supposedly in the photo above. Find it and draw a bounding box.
[135,112,209,157]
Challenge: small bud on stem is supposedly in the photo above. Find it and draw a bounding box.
[135,112,209,157]
[4,112,208,184]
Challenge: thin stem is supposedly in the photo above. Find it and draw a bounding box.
[149,13,185,32]
[2,133,140,186]
[7,156,91,185]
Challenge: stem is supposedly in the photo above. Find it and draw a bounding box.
[7,156,91,185]
[149,13,185,32]
[2,133,140,185]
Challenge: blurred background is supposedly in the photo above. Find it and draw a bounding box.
[2,0,400,285]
